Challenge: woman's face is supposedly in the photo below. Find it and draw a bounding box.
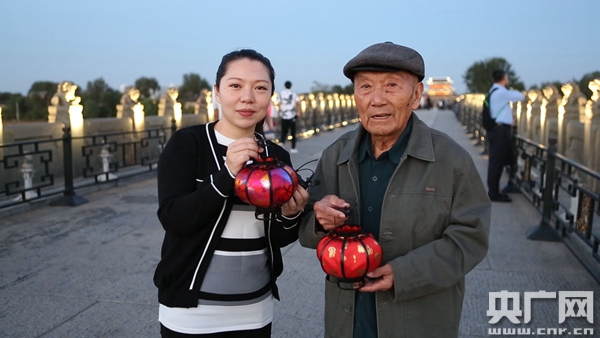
[215,58,272,134]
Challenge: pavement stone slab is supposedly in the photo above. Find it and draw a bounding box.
[0,293,95,338]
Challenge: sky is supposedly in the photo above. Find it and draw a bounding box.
[1,0,598,96]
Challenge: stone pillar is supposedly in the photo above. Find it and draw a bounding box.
[557,82,586,154]
[526,90,542,143]
[0,106,3,143]
[158,88,182,128]
[116,87,145,132]
[540,85,561,146]
[307,93,317,131]
[194,89,206,119]
[515,93,528,137]
[584,79,600,173]
[0,106,3,170]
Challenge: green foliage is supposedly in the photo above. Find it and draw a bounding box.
[81,78,121,118]
[0,92,26,121]
[310,81,354,95]
[19,81,59,121]
[141,97,158,116]
[331,84,355,95]
[463,57,524,93]
[310,81,331,93]
[134,77,160,98]
[178,73,211,102]
[28,81,58,95]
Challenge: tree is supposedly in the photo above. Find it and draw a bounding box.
[21,81,59,121]
[81,78,121,118]
[141,97,158,116]
[178,73,211,102]
[463,57,525,93]
[578,71,600,100]
[28,81,58,96]
[311,81,331,93]
[310,82,354,95]
[0,92,25,121]
[134,77,160,98]
[331,84,355,95]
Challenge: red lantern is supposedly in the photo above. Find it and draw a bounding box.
[317,224,383,289]
[234,156,299,211]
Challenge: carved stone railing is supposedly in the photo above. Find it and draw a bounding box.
[454,79,600,175]
[0,90,358,211]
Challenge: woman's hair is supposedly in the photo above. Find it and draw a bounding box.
[215,49,276,94]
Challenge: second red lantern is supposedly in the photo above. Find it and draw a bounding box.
[317,224,383,289]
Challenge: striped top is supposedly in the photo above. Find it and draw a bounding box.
[159,131,272,334]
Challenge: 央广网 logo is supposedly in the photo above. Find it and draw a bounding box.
[486,291,594,336]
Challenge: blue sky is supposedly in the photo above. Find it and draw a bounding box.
[1,0,598,95]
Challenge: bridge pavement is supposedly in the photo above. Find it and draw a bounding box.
[0,109,598,337]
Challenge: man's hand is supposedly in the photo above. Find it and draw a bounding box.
[313,195,350,231]
[359,264,394,292]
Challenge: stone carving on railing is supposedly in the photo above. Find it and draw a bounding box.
[0,106,3,144]
[194,89,210,122]
[558,82,587,154]
[48,81,83,129]
[158,88,182,127]
[116,87,145,131]
[585,79,600,175]
[526,90,543,143]
[13,153,38,201]
[515,92,528,138]
[541,85,561,144]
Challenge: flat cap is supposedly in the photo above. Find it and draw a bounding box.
[343,42,425,82]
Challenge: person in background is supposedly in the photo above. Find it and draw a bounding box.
[299,42,490,338]
[278,81,300,153]
[154,49,309,338]
[486,69,525,202]
[264,96,276,139]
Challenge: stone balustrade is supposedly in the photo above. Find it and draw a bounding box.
[455,79,600,176]
[0,84,357,195]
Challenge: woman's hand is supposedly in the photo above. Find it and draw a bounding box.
[313,195,350,231]
[281,185,309,217]
[225,137,263,176]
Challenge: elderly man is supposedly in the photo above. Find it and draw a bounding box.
[299,42,491,338]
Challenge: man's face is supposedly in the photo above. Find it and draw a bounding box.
[354,71,423,140]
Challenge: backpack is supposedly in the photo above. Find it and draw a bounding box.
[481,88,499,131]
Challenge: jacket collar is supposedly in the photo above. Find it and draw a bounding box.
[337,112,435,165]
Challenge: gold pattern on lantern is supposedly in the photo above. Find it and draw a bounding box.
[328,247,336,258]
[357,245,365,253]
[366,245,374,255]
[353,255,357,263]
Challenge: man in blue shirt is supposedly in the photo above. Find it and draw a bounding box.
[487,70,525,202]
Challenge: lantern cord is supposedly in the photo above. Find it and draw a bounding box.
[295,159,320,189]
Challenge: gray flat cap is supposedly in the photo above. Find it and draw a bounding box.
[343,42,425,81]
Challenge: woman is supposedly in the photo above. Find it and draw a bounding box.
[154,49,309,337]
